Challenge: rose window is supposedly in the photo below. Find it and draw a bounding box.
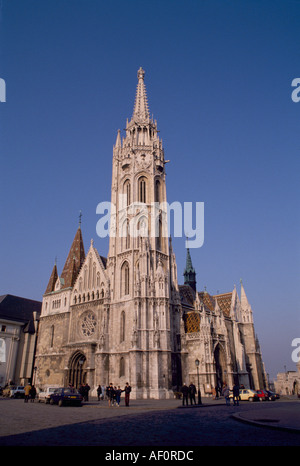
[81,312,97,337]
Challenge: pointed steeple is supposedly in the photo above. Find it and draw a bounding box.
[183,248,197,291]
[132,67,150,122]
[45,262,58,294]
[60,225,85,289]
[115,129,122,148]
[240,279,250,309]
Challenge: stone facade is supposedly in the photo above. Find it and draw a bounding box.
[34,68,267,398]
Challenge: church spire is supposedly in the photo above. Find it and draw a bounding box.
[183,247,197,291]
[60,224,85,289]
[132,67,150,122]
[45,261,58,294]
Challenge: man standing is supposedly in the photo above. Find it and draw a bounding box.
[124,382,131,406]
[181,383,189,406]
[106,383,115,407]
[24,383,31,403]
[189,382,197,405]
[232,382,240,406]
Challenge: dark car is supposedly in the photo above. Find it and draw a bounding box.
[49,388,83,407]
[265,390,277,401]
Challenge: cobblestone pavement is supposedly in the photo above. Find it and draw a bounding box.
[0,397,299,447]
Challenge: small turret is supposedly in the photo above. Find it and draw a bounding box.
[183,247,197,292]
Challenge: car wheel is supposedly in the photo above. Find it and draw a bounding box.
[58,399,63,407]
[49,398,54,405]
[249,397,253,402]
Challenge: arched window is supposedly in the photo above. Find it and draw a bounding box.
[119,357,125,377]
[155,179,161,203]
[156,215,163,251]
[124,179,131,206]
[50,325,55,348]
[122,219,130,250]
[138,176,147,203]
[120,311,125,342]
[121,261,130,296]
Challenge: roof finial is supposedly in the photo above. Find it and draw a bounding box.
[79,210,82,227]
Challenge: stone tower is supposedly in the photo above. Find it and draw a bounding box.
[105,67,181,398]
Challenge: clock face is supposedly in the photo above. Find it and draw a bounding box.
[81,311,97,337]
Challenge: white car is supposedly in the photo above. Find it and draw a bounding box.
[38,386,60,403]
[9,386,25,398]
[229,388,259,402]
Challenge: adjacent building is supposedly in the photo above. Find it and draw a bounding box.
[0,294,41,386]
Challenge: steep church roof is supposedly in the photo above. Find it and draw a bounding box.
[45,263,58,294]
[60,226,85,289]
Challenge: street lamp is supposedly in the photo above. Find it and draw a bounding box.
[195,359,202,405]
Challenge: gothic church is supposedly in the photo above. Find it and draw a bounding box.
[34,68,267,398]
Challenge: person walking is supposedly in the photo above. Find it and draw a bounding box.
[115,386,124,406]
[232,382,240,406]
[222,383,231,406]
[29,385,36,402]
[189,382,197,405]
[124,382,131,406]
[97,385,102,401]
[181,383,189,406]
[24,383,31,403]
[106,383,115,407]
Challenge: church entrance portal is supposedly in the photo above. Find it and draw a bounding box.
[68,351,87,388]
[214,344,227,389]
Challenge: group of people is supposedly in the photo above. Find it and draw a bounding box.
[24,383,36,402]
[181,382,197,406]
[181,382,241,406]
[96,382,132,407]
[221,382,241,406]
[78,383,90,401]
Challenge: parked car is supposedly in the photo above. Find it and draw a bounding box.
[38,386,60,403]
[229,388,259,402]
[265,390,277,401]
[256,389,267,401]
[2,385,25,398]
[49,388,83,407]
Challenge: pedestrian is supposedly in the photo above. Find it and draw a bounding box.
[232,382,240,406]
[84,383,90,402]
[124,382,131,406]
[215,385,219,399]
[212,386,216,400]
[188,382,197,405]
[115,386,124,406]
[222,383,231,406]
[97,384,102,401]
[24,383,31,403]
[181,383,189,406]
[29,385,36,402]
[106,383,115,407]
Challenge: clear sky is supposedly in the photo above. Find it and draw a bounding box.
[1,0,299,380]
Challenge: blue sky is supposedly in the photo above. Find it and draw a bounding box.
[1,0,299,380]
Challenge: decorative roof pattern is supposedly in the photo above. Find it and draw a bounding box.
[213,292,232,317]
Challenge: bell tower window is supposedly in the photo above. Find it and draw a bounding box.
[138,176,147,203]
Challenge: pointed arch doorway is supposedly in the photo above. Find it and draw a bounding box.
[68,351,87,388]
[214,343,227,389]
